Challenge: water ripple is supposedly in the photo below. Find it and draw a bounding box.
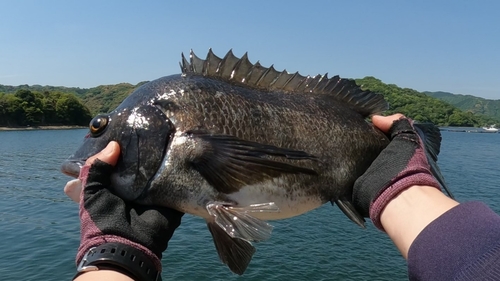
[0,129,498,280]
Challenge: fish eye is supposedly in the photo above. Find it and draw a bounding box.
[89,115,109,136]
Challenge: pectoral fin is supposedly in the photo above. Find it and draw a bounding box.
[187,131,319,193]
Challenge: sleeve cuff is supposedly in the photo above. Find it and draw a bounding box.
[408,201,500,280]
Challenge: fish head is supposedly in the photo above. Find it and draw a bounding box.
[61,97,175,201]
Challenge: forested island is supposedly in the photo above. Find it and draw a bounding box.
[356,77,499,127]
[0,89,91,128]
[0,77,499,129]
[424,91,500,121]
[0,83,142,128]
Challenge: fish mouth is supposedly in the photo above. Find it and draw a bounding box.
[61,160,85,178]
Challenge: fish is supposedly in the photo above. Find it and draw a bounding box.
[61,49,451,275]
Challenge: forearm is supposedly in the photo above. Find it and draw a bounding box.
[74,270,134,281]
[379,185,459,258]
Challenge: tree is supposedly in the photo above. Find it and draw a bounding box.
[0,90,91,126]
[56,94,92,125]
[355,76,497,127]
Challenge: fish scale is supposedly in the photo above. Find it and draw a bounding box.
[62,49,448,275]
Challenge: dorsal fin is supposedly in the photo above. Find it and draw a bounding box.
[181,49,388,117]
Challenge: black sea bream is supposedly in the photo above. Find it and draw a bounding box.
[62,50,449,274]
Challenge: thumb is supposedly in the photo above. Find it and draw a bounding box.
[66,142,120,203]
[372,114,405,133]
[78,141,120,190]
[85,141,121,167]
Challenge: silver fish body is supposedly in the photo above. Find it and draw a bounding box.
[62,50,446,275]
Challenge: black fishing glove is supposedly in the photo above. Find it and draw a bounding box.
[352,117,441,230]
[76,160,183,281]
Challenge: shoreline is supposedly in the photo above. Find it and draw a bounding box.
[0,125,87,131]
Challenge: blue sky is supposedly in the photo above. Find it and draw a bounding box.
[1,1,499,99]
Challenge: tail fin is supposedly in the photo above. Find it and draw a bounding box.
[414,123,454,198]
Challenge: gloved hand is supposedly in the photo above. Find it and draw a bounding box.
[68,142,183,280]
[352,115,441,230]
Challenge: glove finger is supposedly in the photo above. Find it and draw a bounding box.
[129,205,184,256]
[388,118,421,143]
[132,205,184,236]
[80,159,124,223]
[81,159,114,197]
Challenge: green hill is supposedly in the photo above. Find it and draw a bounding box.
[1,77,499,128]
[81,82,147,115]
[0,82,147,116]
[356,77,500,126]
[0,82,145,127]
[424,91,500,124]
[0,84,86,96]
[0,89,92,127]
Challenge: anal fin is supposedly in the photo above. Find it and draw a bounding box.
[207,221,255,275]
[334,198,366,228]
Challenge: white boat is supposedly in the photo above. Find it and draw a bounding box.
[482,126,499,132]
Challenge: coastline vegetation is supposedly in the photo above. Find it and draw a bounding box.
[424,91,500,123]
[1,77,498,128]
[356,77,500,127]
[0,89,91,127]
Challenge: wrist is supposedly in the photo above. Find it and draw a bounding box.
[370,172,440,230]
[75,242,162,281]
[74,269,135,281]
[77,235,162,271]
[380,185,458,258]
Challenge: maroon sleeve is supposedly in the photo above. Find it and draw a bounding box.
[408,201,500,280]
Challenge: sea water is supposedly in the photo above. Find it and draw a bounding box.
[0,129,498,280]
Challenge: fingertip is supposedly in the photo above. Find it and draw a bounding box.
[102,141,120,166]
[372,114,405,133]
[85,141,121,166]
[64,179,82,203]
[391,113,405,120]
[105,141,120,156]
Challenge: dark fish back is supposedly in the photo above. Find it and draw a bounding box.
[181,49,388,117]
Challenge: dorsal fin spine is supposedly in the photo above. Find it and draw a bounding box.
[219,49,238,78]
[263,66,281,87]
[180,52,189,73]
[180,50,388,117]
[244,63,257,84]
[269,68,287,88]
[205,49,222,76]
[230,52,246,81]
[282,71,299,89]
[190,49,204,73]
[312,73,328,92]
[255,64,274,87]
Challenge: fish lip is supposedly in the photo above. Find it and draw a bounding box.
[61,160,85,178]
